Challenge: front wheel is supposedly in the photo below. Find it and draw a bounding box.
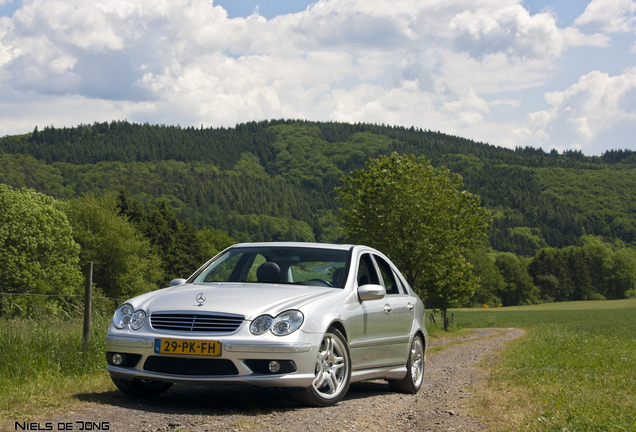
[388,335,425,394]
[111,376,173,396]
[292,328,351,407]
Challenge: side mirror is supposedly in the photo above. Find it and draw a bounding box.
[169,278,188,287]
[357,284,386,301]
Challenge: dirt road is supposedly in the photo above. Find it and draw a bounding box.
[54,328,524,432]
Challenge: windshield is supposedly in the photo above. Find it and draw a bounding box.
[191,246,351,288]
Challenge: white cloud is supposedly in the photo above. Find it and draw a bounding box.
[325,80,461,135]
[441,89,490,125]
[521,69,636,152]
[448,5,566,58]
[0,0,632,156]
[574,0,636,33]
[0,34,21,69]
[0,91,157,133]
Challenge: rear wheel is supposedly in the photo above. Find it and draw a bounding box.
[388,335,425,394]
[111,376,173,396]
[293,328,351,407]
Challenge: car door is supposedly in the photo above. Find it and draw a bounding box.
[373,254,415,363]
[349,252,395,369]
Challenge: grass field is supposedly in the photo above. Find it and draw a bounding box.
[2,299,635,431]
[449,299,636,431]
[0,313,114,429]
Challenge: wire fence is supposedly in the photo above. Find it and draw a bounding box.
[0,292,124,302]
[0,263,117,350]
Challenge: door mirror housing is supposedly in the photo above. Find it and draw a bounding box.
[169,278,188,287]
[357,284,386,301]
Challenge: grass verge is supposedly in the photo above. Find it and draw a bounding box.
[454,299,636,431]
[0,314,115,430]
[6,300,634,431]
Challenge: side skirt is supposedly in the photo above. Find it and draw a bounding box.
[350,364,407,383]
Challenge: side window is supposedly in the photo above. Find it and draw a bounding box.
[374,255,399,295]
[357,253,380,286]
[392,269,407,295]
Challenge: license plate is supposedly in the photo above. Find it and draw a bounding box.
[154,338,221,356]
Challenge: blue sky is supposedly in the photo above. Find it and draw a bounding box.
[214,0,314,19]
[1,0,635,156]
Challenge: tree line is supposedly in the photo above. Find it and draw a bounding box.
[1,120,635,316]
[0,186,234,317]
[465,240,636,308]
[2,180,634,319]
[1,121,634,256]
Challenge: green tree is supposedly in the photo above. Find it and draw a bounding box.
[0,184,83,316]
[464,248,505,306]
[198,227,237,260]
[494,253,539,306]
[529,237,635,302]
[579,236,613,299]
[607,248,636,299]
[533,274,560,303]
[60,194,164,303]
[528,247,574,301]
[116,190,207,284]
[335,153,491,329]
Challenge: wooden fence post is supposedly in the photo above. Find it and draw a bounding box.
[83,262,93,352]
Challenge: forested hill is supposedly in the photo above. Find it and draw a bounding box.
[1,119,635,256]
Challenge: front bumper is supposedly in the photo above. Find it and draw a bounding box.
[105,332,321,388]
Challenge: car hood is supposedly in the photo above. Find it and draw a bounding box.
[139,283,341,320]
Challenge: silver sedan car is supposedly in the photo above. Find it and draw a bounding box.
[106,242,428,406]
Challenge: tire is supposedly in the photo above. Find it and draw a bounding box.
[293,328,351,407]
[111,376,173,397]
[388,334,425,394]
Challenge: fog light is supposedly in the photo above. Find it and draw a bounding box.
[268,361,281,373]
[112,353,123,366]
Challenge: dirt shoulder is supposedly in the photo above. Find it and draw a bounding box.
[32,328,523,432]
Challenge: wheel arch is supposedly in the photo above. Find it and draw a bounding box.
[414,329,427,352]
[326,319,348,342]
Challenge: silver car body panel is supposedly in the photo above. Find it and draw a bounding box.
[106,242,428,388]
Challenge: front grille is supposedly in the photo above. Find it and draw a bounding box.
[143,356,239,376]
[150,312,244,332]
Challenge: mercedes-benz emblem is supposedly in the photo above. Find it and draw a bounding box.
[195,293,206,305]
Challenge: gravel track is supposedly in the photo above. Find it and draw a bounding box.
[55,328,524,432]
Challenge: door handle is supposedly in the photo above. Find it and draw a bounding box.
[407,302,414,311]
[384,304,392,314]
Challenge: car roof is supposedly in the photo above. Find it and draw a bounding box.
[229,242,356,252]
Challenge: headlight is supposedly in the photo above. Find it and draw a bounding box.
[113,304,134,329]
[250,315,273,335]
[250,310,304,336]
[130,310,146,330]
[271,310,304,336]
[113,304,145,330]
